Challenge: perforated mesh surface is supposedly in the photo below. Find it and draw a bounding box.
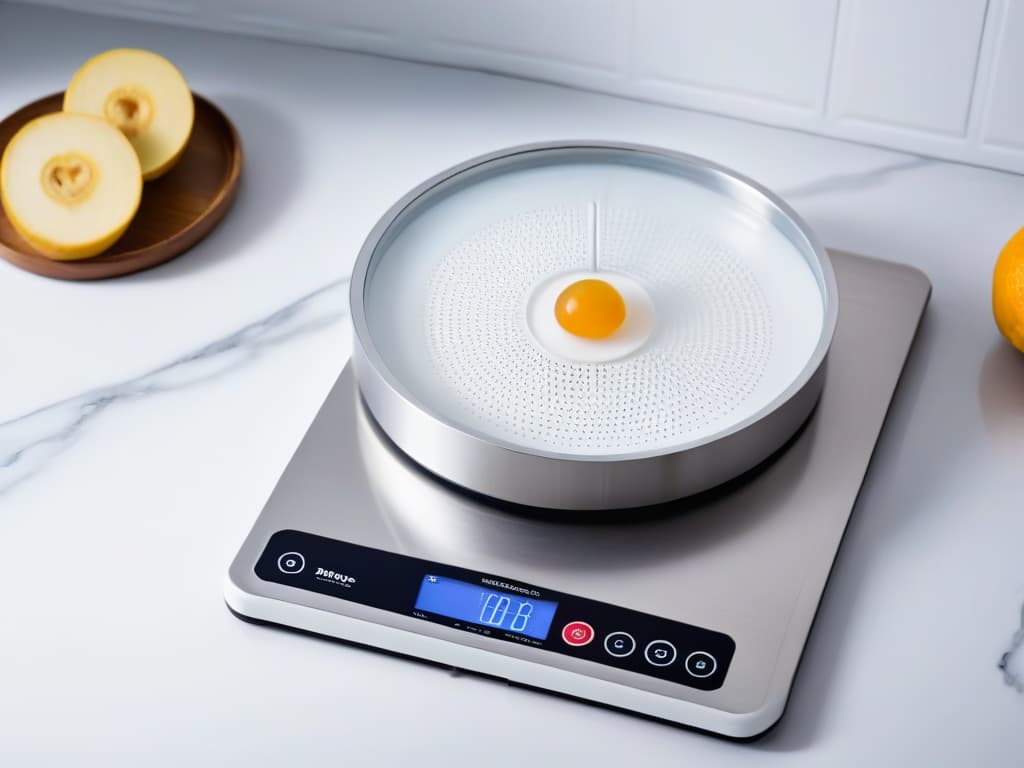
[424,205,773,454]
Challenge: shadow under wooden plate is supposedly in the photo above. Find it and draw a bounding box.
[0,91,242,280]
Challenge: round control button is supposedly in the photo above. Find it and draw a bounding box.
[684,651,718,678]
[604,632,636,658]
[277,552,305,574]
[644,639,677,667]
[561,621,595,647]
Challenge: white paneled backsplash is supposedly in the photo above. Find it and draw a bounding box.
[632,0,839,113]
[984,0,1024,152]
[829,0,988,136]
[12,0,1024,173]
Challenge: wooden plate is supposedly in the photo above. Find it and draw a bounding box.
[0,92,241,280]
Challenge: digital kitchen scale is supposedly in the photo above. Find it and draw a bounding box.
[225,144,930,739]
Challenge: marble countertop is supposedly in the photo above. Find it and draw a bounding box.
[1,4,1022,765]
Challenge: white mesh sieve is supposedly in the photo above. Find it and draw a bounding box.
[424,204,773,454]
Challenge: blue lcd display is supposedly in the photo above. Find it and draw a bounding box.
[413,575,558,641]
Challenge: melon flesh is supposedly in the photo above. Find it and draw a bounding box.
[0,112,142,259]
[64,48,194,180]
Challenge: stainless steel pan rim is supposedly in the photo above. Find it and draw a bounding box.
[350,140,838,510]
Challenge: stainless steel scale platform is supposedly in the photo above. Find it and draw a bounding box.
[226,250,929,739]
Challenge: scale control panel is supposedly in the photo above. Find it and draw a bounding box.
[256,530,735,691]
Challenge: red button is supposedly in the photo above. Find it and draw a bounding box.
[561,621,595,647]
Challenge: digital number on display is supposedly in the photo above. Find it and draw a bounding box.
[413,575,558,641]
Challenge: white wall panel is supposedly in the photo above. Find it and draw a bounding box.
[216,0,397,40]
[8,0,1024,174]
[406,0,621,73]
[982,0,1024,150]
[829,0,988,136]
[631,0,837,112]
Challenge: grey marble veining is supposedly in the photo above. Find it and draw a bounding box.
[0,277,349,495]
[0,154,931,496]
[0,154,1013,700]
[999,603,1024,692]
[777,157,931,201]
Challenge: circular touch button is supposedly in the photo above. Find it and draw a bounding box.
[644,640,677,667]
[604,632,636,658]
[685,651,718,678]
[562,621,595,647]
[277,552,305,574]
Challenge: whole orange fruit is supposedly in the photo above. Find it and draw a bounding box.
[993,227,1024,352]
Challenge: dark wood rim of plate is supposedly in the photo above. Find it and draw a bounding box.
[0,91,242,280]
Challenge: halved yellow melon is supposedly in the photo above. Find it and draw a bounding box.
[0,112,142,260]
[64,48,194,180]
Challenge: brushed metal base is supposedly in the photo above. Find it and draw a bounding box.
[227,250,930,738]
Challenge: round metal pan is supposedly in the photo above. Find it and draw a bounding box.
[350,141,837,510]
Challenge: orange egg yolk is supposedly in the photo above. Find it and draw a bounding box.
[555,278,627,339]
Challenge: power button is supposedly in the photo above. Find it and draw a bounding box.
[277,552,305,574]
[561,621,595,647]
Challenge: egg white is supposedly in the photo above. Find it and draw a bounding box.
[525,271,656,363]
